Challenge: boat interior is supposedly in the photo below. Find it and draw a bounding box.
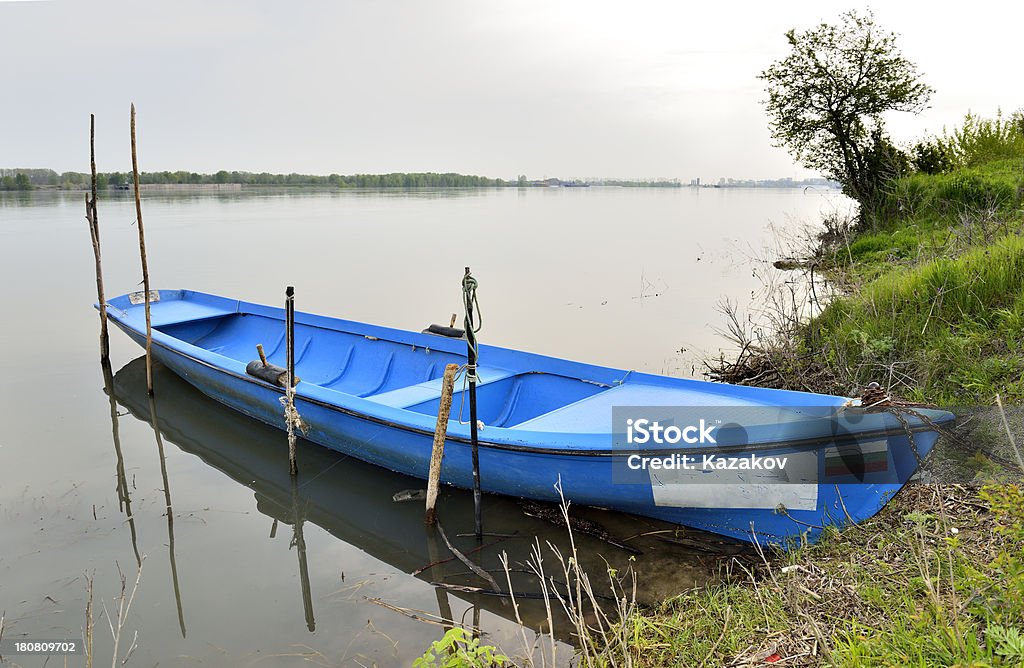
[156,312,619,430]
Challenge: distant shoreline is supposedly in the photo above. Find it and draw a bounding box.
[5,181,843,194]
[2,168,840,193]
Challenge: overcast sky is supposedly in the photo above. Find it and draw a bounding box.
[2,0,1021,181]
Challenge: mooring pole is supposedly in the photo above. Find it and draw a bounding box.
[86,113,109,362]
[463,267,483,539]
[286,288,295,378]
[130,103,153,395]
[426,363,459,525]
[285,286,298,476]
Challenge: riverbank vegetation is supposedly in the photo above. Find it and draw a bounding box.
[710,110,1024,406]
[711,8,1024,406]
[0,168,508,190]
[0,169,703,190]
[0,169,836,192]
[613,483,1024,667]
[0,169,35,190]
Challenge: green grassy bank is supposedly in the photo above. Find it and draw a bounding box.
[812,155,1024,405]
[714,113,1024,406]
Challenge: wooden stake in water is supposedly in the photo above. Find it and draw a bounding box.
[130,103,153,395]
[285,286,298,476]
[425,363,459,525]
[86,113,109,361]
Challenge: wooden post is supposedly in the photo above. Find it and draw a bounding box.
[285,286,298,476]
[256,343,269,367]
[130,103,153,395]
[463,267,483,539]
[86,113,109,361]
[425,363,459,525]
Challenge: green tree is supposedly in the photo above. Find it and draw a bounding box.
[61,171,84,188]
[14,173,33,190]
[759,10,932,223]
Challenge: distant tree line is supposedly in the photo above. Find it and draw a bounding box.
[1,168,53,190]
[592,179,682,188]
[0,168,508,190]
[713,177,841,188]
[121,170,508,188]
[0,173,34,190]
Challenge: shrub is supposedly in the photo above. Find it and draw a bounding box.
[413,627,510,668]
[912,138,956,174]
[945,110,1024,168]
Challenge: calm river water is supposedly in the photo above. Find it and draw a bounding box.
[0,186,848,666]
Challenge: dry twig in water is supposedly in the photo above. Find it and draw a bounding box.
[102,557,145,668]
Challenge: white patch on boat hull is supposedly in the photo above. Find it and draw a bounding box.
[649,450,819,510]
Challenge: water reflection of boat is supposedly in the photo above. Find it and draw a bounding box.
[112,357,715,634]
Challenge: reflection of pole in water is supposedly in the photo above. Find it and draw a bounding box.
[101,358,141,566]
[424,526,454,631]
[290,474,316,632]
[148,391,187,639]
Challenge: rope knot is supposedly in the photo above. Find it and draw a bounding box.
[279,388,309,436]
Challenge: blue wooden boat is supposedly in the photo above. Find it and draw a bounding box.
[102,289,953,546]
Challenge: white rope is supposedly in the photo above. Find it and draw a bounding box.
[280,385,308,437]
[451,364,484,430]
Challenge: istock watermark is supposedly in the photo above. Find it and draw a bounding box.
[625,452,791,471]
[611,406,833,488]
[610,404,1024,491]
[625,418,717,444]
